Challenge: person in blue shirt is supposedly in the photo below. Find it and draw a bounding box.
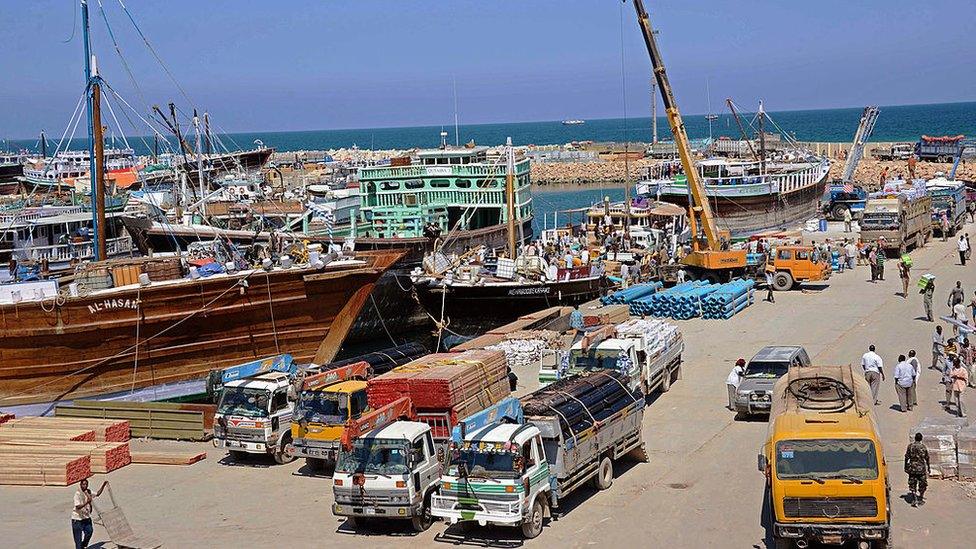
[569,305,584,333]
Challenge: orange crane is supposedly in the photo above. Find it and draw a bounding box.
[630,0,748,280]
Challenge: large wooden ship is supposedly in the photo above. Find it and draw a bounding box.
[0,250,401,406]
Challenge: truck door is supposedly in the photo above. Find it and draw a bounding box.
[349,389,368,421]
[270,389,290,433]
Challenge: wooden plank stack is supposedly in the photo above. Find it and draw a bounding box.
[1,417,130,442]
[0,427,96,442]
[0,455,91,486]
[368,350,511,423]
[0,441,131,473]
[130,449,207,465]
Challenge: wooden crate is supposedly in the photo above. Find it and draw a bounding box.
[110,264,143,287]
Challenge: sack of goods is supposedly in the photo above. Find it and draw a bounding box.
[912,416,969,479]
[367,349,511,423]
[485,330,560,371]
[521,371,641,436]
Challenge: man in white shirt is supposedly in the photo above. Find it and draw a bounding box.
[726,358,746,410]
[907,349,921,408]
[893,354,917,412]
[932,325,945,369]
[958,234,970,266]
[72,479,107,549]
[861,344,885,405]
[844,240,857,270]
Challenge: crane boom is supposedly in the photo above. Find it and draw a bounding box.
[841,106,879,183]
[630,0,721,251]
[725,98,759,161]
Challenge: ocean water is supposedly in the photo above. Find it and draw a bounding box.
[530,185,626,237]
[7,102,976,155]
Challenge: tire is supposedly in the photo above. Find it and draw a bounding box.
[274,435,296,465]
[228,450,247,462]
[700,271,722,285]
[593,457,614,490]
[306,457,325,471]
[521,497,545,539]
[830,204,848,221]
[346,516,358,529]
[411,494,433,532]
[772,272,793,292]
[773,537,793,549]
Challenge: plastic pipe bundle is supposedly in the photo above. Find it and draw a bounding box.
[629,280,713,319]
[601,281,664,305]
[701,279,756,319]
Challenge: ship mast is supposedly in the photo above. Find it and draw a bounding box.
[81,0,107,261]
[758,100,766,174]
[505,137,517,259]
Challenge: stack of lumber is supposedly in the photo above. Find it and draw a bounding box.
[1,417,130,442]
[522,371,640,436]
[368,350,510,422]
[0,454,91,486]
[130,449,207,466]
[583,304,630,327]
[0,427,96,442]
[0,441,130,473]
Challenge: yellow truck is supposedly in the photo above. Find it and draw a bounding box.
[760,365,890,549]
[288,362,371,470]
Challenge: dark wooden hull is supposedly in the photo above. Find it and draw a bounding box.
[0,250,402,406]
[181,147,274,186]
[0,164,23,186]
[414,275,608,331]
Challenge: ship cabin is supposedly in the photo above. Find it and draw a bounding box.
[355,146,532,239]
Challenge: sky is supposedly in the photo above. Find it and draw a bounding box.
[1,0,974,139]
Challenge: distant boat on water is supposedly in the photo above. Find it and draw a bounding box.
[561,119,585,126]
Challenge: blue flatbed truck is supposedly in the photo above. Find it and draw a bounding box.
[822,184,868,221]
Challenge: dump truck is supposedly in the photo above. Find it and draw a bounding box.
[546,318,683,395]
[431,371,646,539]
[212,355,299,464]
[760,365,890,548]
[916,134,965,162]
[331,350,512,531]
[860,192,933,255]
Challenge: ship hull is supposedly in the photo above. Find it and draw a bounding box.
[0,250,401,406]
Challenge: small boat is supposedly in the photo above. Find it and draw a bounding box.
[562,119,585,125]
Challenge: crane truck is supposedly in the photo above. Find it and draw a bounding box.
[822,106,878,221]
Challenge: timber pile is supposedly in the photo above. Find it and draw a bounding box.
[1,417,130,442]
[130,449,207,466]
[0,441,130,473]
[0,427,96,442]
[0,454,91,486]
[368,350,510,422]
[522,371,639,436]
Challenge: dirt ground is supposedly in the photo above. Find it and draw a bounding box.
[3,222,975,548]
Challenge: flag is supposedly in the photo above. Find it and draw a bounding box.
[842,182,854,193]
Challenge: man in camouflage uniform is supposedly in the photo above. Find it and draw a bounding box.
[905,432,931,506]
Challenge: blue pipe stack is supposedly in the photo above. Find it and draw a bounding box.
[700,278,756,319]
[629,280,713,319]
[601,281,664,305]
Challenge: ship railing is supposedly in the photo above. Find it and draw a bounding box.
[557,266,592,281]
[24,235,133,262]
[362,159,529,180]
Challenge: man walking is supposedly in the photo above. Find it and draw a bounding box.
[904,433,930,507]
[893,354,916,412]
[932,325,944,369]
[845,239,857,271]
[958,234,970,266]
[923,278,936,321]
[843,207,853,233]
[898,257,911,298]
[764,266,775,303]
[861,344,885,405]
[868,246,878,282]
[726,358,746,410]
[948,281,965,312]
[950,358,969,417]
[876,246,885,280]
[908,349,921,407]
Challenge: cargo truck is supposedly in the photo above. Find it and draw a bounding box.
[860,192,933,256]
[927,178,967,237]
[431,371,646,539]
[760,365,890,548]
[543,318,683,395]
[916,134,965,163]
[212,354,299,464]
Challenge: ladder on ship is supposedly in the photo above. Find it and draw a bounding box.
[841,106,880,183]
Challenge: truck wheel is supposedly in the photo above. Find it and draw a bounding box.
[830,204,848,221]
[228,450,247,462]
[306,457,325,471]
[593,457,614,490]
[772,272,793,292]
[521,498,545,539]
[773,537,793,549]
[411,494,433,532]
[346,516,359,529]
[700,271,721,285]
[274,435,296,465]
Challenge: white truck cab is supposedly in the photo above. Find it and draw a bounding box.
[213,371,296,464]
[332,420,442,532]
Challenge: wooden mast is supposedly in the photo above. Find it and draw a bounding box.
[92,78,108,260]
[505,137,517,259]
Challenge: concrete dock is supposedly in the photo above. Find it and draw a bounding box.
[3,224,975,547]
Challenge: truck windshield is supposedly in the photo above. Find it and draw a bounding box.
[861,213,899,230]
[335,439,409,475]
[217,387,269,418]
[776,439,879,481]
[296,391,346,424]
[450,449,518,479]
[570,348,623,371]
[745,361,790,378]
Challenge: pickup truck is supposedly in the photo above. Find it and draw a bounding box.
[733,346,811,417]
[431,372,645,539]
[871,143,913,161]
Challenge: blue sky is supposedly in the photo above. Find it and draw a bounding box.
[1,0,974,138]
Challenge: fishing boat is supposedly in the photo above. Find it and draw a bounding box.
[0,1,402,407]
[562,119,585,125]
[410,138,608,332]
[0,153,26,193]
